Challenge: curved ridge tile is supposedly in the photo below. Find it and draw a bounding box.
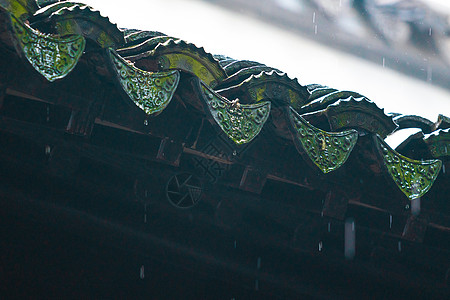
[0,0,39,19]
[374,135,442,200]
[423,129,450,159]
[213,54,233,62]
[218,71,309,109]
[200,82,270,145]
[306,85,339,102]
[124,30,167,45]
[218,58,237,68]
[10,14,85,81]
[223,60,266,76]
[121,28,139,36]
[33,1,86,18]
[36,0,62,8]
[108,49,180,116]
[33,2,124,48]
[288,108,358,174]
[393,114,434,133]
[136,39,227,88]
[325,96,397,138]
[216,66,282,90]
[300,90,364,114]
[117,36,173,57]
[306,83,325,92]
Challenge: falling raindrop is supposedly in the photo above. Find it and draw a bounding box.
[257,257,261,270]
[234,240,237,248]
[345,218,356,260]
[140,265,145,279]
[429,27,432,36]
[144,120,148,126]
[382,57,385,68]
[46,106,50,123]
[318,241,323,252]
[443,164,446,174]
[45,145,51,155]
[389,214,393,229]
[327,222,331,232]
[313,12,316,23]
[398,241,402,252]
[314,25,318,35]
[411,197,421,216]
[144,204,147,223]
[427,66,432,82]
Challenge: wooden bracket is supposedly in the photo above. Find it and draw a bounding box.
[239,166,267,194]
[322,190,349,220]
[402,215,427,243]
[66,100,103,137]
[156,137,183,166]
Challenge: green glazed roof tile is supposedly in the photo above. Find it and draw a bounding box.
[11,14,85,82]
[288,107,358,174]
[33,2,125,48]
[108,49,180,116]
[325,96,397,138]
[201,82,271,145]
[374,135,442,200]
